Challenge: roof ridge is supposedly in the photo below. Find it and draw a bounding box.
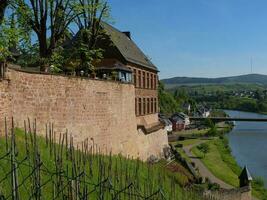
[101,22,158,71]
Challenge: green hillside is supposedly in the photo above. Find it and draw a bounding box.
[0,128,208,200]
[162,74,267,89]
[166,83,267,114]
[167,83,265,93]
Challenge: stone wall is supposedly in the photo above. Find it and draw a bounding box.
[205,187,251,200]
[0,79,11,135]
[0,67,168,160]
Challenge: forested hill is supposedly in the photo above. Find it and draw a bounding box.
[162,74,267,87]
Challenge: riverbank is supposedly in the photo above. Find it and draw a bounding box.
[191,136,267,199]
[172,120,267,200]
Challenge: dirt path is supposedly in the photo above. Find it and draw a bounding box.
[183,140,234,189]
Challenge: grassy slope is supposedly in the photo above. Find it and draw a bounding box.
[192,138,267,199]
[192,139,239,187]
[0,129,203,200]
[174,129,208,137]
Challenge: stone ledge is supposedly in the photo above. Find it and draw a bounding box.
[137,122,164,135]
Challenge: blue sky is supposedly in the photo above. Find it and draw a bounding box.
[108,0,267,79]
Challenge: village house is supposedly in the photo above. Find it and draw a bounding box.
[182,103,191,115]
[194,105,211,118]
[170,112,190,131]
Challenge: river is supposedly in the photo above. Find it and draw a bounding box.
[225,110,267,186]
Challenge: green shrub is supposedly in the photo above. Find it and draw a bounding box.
[197,143,210,158]
[253,177,265,188]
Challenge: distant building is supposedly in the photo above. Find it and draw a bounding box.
[194,105,211,118]
[182,103,191,114]
[170,113,190,131]
[158,114,173,134]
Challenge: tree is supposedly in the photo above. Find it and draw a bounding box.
[0,7,30,62]
[14,0,78,69]
[197,143,210,158]
[0,0,9,24]
[15,0,109,71]
[70,0,110,74]
[158,81,181,114]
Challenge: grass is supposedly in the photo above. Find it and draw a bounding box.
[170,139,202,163]
[0,128,207,200]
[174,129,208,137]
[192,139,239,187]
[191,137,267,200]
[176,139,202,147]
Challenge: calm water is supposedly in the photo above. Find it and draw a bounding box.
[225,110,267,186]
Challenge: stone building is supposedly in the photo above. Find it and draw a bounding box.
[95,22,161,132]
[0,23,168,160]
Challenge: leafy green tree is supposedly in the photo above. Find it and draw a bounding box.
[13,0,110,72]
[0,0,9,25]
[49,46,64,73]
[158,82,181,115]
[0,10,30,62]
[14,0,79,65]
[68,0,110,74]
[197,143,210,158]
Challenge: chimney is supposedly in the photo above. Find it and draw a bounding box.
[122,31,131,39]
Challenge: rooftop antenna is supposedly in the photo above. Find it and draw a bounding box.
[250,57,253,74]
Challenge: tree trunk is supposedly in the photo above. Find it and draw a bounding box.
[38,32,49,72]
[0,0,8,25]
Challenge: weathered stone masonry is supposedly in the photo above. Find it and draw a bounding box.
[0,68,168,160]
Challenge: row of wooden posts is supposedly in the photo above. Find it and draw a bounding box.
[0,118,219,200]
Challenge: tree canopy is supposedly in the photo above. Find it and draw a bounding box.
[0,0,110,72]
[0,0,9,24]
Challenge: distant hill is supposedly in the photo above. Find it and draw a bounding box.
[161,74,267,88]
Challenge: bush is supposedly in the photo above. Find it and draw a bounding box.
[197,143,210,158]
[253,177,265,188]
[252,177,267,200]
[208,183,220,191]
[206,127,218,137]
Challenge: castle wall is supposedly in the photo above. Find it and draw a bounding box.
[0,79,11,135]
[0,68,168,160]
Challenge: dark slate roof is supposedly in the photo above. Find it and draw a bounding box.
[101,22,158,71]
[239,166,253,181]
[171,112,188,120]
